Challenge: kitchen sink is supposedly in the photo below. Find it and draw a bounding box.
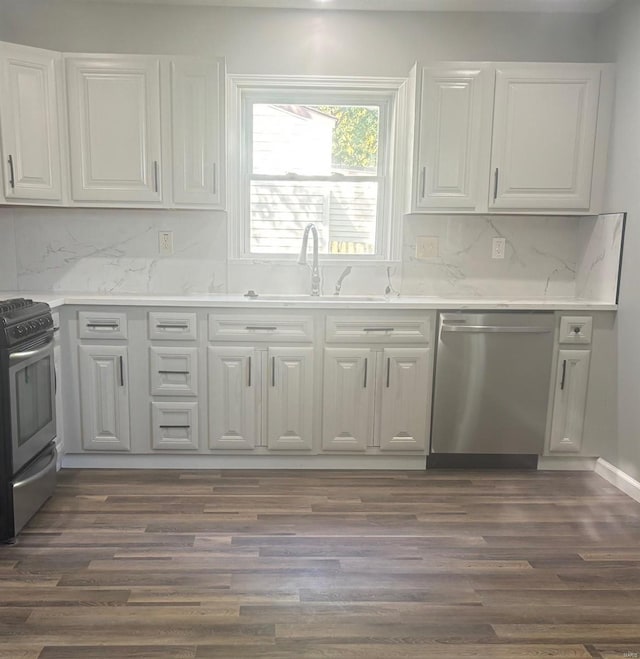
[246,294,387,302]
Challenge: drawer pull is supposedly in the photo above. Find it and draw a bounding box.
[386,357,391,388]
[158,370,190,375]
[363,327,395,332]
[271,356,275,387]
[363,357,368,388]
[248,356,252,387]
[159,425,190,429]
[8,154,15,189]
[86,323,119,329]
[119,356,125,387]
[156,323,190,329]
[560,359,567,390]
[246,326,278,331]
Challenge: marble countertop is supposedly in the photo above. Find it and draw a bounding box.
[1,292,618,311]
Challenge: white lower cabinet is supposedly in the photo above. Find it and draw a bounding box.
[379,348,431,451]
[267,347,314,451]
[151,401,198,450]
[549,349,591,453]
[208,345,314,452]
[322,348,374,452]
[208,346,257,450]
[321,313,435,454]
[78,344,130,451]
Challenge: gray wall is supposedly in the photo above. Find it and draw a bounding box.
[0,0,600,75]
[597,0,640,482]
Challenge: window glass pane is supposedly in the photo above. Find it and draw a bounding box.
[250,180,378,255]
[252,104,380,176]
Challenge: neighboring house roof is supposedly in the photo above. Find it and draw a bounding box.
[270,104,337,124]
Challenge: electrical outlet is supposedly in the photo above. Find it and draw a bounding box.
[416,236,439,259]
[158,231,173,256]
[492,237,506,260]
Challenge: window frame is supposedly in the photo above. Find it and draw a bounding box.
[227,74,412,264]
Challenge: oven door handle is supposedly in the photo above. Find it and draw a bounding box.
[9,336,53,364]
[13,445,57,490]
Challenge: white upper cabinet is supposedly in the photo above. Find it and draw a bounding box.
[414,65,493,212]
[490,65,601,211]
[66,55,163,203]
[171,57,225,208]
[0,42,64,202]
[412,62,612,214]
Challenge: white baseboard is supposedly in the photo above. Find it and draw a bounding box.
[537,456,598,471]
[61,453,428,470]
[595,458,640,503]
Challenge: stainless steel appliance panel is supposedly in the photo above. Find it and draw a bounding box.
[431,312,555,455]
[9,335,56,473]
[12,443,57,535]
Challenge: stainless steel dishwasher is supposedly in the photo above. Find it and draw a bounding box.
[430,311,555,459]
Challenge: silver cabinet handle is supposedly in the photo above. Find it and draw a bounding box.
[119,355,124,387]
[7,154,15,189]
[153,160,159,193]
[246,326,277,331]
[212,162,217,195]
[386,357,391,388]
[420,165,426,199]
[156,323,189,330]
[363,327,394,333]
[493,167,499,201]
[86,323,119,329]
[159,425,190,429]
[247,356,252,387]
[158,370,189,374]
[363,358,368,388]
[560,359,567,390]
[271,356,275,387]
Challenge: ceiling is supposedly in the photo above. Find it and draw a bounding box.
[73,0,618,13]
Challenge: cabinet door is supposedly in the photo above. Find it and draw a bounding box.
[415,66,492,211]
[0,43,63,201]
[208,346,257,450]
[78,345,130,451]
[549,349,591,453]
[490,66,600,211]
[379,348,431,452]
[66,56,162,203]
[267,347,314,451]
[171,58,224,207]
[322,348,374,452]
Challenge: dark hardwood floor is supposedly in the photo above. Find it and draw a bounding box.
[2,468,640,658]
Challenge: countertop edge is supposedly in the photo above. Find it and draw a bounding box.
[2,292,618,312]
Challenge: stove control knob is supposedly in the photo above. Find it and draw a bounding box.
[12,324,27,338]
[28,321,39,332]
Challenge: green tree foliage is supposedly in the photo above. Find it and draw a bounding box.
[315,105,379,172]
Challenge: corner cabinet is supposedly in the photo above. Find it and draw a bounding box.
[411,62,613,214]
[171,57,225,208]
[0,42,64,203]
[65,55,163,204]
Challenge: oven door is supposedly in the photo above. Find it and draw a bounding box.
[9,334,56,474]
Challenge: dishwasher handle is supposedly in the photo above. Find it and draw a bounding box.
[441,325,553,334]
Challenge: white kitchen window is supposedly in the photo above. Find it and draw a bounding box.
[228,74,412,262]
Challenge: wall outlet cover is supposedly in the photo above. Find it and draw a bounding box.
[159,231,174,256]
[492,237,506,259]
[416,236,439,259]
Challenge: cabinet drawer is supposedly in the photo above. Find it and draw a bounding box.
[151,402,198,450]
[148,311,197,340]
[78,311,127,339]
[325,315,432,344]
[150,347,199,396]
[209,314,314,343]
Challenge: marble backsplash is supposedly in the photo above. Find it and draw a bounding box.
[0,206,623,302]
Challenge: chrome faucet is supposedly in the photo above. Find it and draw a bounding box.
[298,223,321,296]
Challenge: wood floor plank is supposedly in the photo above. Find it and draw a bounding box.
[0,468,639,658]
